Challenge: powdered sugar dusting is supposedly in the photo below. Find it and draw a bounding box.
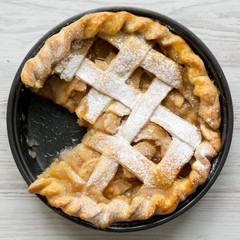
[85,132,156,183]
[54,39,94,81]
[84,88,112,123]
[108,35,151,82]
[118,78,171,142]
[141,49,182,88]
[147,138,193,186]
[100,31,129,49]
[194,141,216,175]
[76,59,141,109]
[60,54,86,81]
[151,105,201,148]
[101,32,182,89]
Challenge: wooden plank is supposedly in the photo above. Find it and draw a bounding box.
[0,0,239,239]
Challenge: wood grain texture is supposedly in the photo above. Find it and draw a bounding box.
[0,0,239,239]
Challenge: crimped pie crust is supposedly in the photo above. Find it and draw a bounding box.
[21,11,221,228]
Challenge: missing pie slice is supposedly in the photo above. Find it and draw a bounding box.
[21,11,221,228]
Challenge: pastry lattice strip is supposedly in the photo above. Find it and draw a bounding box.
[84,132,156,183]
[77,59,141,109]
[54,39,95,82]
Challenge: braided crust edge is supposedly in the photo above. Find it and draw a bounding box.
[21,11,221,130]
[28,141,216,228]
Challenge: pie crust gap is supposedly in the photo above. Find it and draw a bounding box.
[21,11,221,228]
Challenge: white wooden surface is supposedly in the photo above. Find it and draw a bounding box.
[0,0,239,239]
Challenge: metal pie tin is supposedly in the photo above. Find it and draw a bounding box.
[7,7,233,232]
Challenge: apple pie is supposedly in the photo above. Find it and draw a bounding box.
[21,11,221,228]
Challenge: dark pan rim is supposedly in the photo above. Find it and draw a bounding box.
[7,6,233,232]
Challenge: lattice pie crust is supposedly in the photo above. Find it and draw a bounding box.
[21,12,221,228]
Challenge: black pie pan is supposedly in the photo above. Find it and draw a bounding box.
[7,7,233,232]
